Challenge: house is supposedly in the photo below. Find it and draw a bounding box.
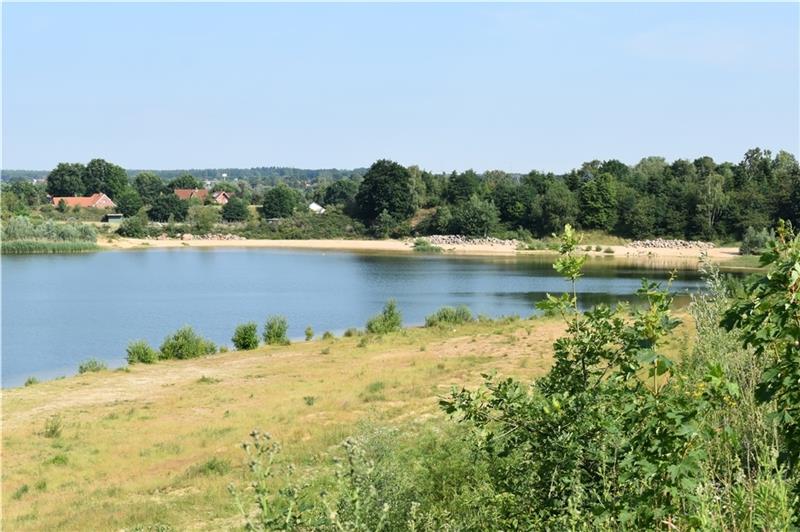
[308,202,326,214]
[50,192,116,209]
[174,188,230,205]
[212,191,230,205]
[174,188,209,202]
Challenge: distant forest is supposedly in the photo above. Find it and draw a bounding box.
[3,148,798,242]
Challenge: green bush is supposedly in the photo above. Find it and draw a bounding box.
[412,238,443,253]
[739,226,773,255]
[78,358,107,374]
[425,305,473,327]
[322,331,334,340]
[304,326,314,341]
[232,322,259,350]
[24,376,39,386]
[343,327,360,337]
[366,299,403,334]
[159,326,217,360]
[263,315,290,346]
[126,340,158,364]
[116,210,149,238]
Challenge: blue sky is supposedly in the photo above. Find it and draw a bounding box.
[2,3,798,172]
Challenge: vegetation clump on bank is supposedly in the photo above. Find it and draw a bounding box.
[1,216,98,254]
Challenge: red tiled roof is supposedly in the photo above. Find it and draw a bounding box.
[174,188,209,201]
[50,193,116,208]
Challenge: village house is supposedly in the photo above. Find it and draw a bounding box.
[174,188,230,205]
[50,192,116,209]
[212,191,230,205]
[173,188,209,202]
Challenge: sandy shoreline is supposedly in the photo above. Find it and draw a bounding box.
[98,236,741,264]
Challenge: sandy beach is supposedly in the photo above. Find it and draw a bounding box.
[97,236,741,264]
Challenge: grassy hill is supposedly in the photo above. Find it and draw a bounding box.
[2,316,599,530]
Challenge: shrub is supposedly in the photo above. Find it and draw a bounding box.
[159,326,217,360]
[303,396,316,406]
[263,315,290,346]
[366,299,403,334]
[603,247,614,254]
[116,209,152,238]
[322,331,334,340]
[595,245,603,251]
[343,328,360,337]
[412,238,443,253]
[187,205,220,235]
[232,322,259,350]
[425,305,473,327]
[24,376,39,387]
[126,340,158,364]
[740,226,773,255]
[78,358,107,374]
[304,326,314,341]
[221,197,250,222]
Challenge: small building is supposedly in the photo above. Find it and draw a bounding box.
[308,202,326,214]
[174,188,209,202]
[102,213,124,224]
[50,192,116,209]
[212,191,230,205]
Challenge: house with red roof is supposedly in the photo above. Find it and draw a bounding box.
[50,192,116,209]
[174,188,230,205]
[174,188,209,202]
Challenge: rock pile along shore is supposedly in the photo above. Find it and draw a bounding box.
[150,233,246,241]
[423,235,519,247]
[629,238,714,250]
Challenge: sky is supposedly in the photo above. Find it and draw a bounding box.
[2,2,799,173]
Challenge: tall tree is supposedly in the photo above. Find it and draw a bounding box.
[46,163,86,197]
[261,183,302,218]
[168,173,203,190]
[579,173,617,231]
[354,159,415,224]
[134,172,166,205]
[83,158,128,199]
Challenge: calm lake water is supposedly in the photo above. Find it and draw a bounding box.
[1,249,704,387]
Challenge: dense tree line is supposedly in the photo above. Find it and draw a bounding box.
[3,148,797,241]
[320,148,798,240]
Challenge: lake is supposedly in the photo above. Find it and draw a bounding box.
[1,248,705,387]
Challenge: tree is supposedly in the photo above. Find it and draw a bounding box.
[261,184,301,219]
[134,172,165,204]
[46,163,86,197]
[579,173,617,231]
[187,205,220,234]
[535,179,579,235]
[168,173,202,190]
[449,195,499,236]
[115,188,144,217]
[355,160,415,224]
[446,170,480,204]
[149,194,188,222]
[222,197,250,222]
[323,179,359,207]
[83,158,128,199]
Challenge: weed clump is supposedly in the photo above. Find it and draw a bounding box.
[78,358,107,374]
[425,305,473,327]
[24,376,39,386]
